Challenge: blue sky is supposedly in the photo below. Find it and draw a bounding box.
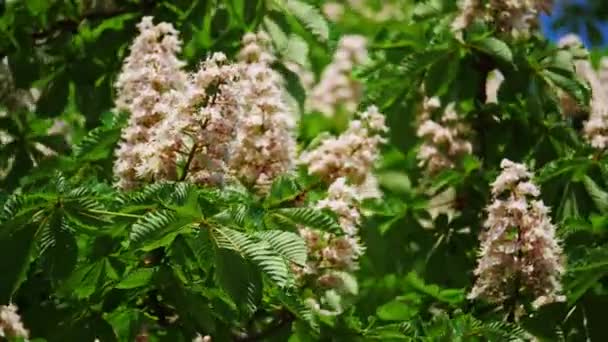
[540,0,608,47]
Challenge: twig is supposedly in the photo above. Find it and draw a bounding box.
[179,143,199,181]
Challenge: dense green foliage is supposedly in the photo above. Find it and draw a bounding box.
[2,0,608,341]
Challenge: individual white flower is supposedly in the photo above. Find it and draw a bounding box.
[300,106,387,199]
[485,69,505,104]
[309,35,368,117]
[417,99,472,174]
[0,304,29,340]
[113,16,187,189]
[469,159,565,309]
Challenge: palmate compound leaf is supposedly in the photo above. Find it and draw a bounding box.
[0,184,107,291]
[211,226,292,287]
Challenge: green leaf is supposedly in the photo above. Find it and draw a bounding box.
[254,230,307,266]
[536,157,591,183]
[543,50,575,74]
[377,171,412,194]
[115,268,156,289]
[80,13,138,42]
[37,71,69,116]
[60,261,104,299]
[405,272,465,305]
[212,226,291,287]
[582,176,608,213]
[0,194,46,235]
[542,69,590,106]
[43,223,78,284]
[413,1,443,20]
[364,323,411,340]
[73,112,125,161]
[274,60,307,111]
[0,224,37,302]
[162,282,217,334]
[424,56,459,96]
[377,300,418,321]
[567,248,608,304]
[25,0,50,15]
[279,0,329,41]
[214,248,261,313]
[265,175,303,208]
[284,34,310,67]
[105,308,148,341]
[268,208,341,233]
[278,290,318,331]
[264,17,289,52]
[472,37,513,64]
[129,209,194,246]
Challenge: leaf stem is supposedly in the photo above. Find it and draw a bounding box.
[87,209,143,218]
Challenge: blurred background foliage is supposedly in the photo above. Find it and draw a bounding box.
[2,0,608,341]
